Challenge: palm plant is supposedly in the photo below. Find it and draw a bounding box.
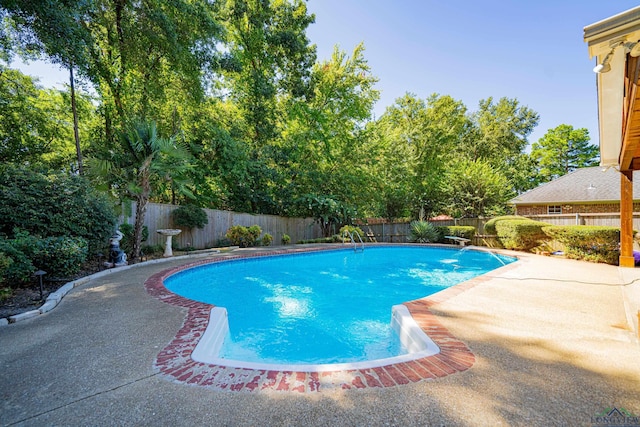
[89,119,192,262]
[408,220,439,243]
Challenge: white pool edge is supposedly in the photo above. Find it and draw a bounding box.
[191,305,440,372]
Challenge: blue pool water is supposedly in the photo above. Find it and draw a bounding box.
[164,246,515,365]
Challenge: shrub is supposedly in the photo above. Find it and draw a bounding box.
[408,221,440,243]
[141,244,164,257]
[0,252,12,287]
[281,234,291,245]
[0,232,88,283]
[248,225,262,242]
[172,205,208,230]
[262,233,273,246]
[543,225,619,265]
[484,215,530,235]
[435,226,476,243]
[30,236,88,279]
[0,238,34,286]
[494,219,549,251]
[0,165,117,254]
[298,236,338,244]
[225,225,262,248]
[339,225,365,242]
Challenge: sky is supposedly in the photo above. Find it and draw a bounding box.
[10,0,640,148]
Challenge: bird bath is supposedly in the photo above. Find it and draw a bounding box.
[157,229,182,257]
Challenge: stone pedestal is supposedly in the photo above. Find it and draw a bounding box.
[157,229,182,257]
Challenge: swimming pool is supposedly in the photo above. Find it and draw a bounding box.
[163,245,515,370]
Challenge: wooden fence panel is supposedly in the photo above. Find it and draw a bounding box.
[121,206,640,250]
[120,202,321,249]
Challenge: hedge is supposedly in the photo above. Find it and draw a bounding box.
[493,218,549,251]
[543,225,619,265]
[484,215,531,235]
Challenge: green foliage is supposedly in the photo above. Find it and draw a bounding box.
[0,238,34,286]
[298,236,341,244]
[225,225,262,248]
[172,205,208,230]
[435,226,476,242]
[296,194,356,237]
[531,124,599,183]
[493,218,549,251]
[28,236,88,279]
[339,225,365,241]
[543,226,619,265]
[408,221,440,243]
[0,165,117,254]
[0,232,88,284]
[442,159,512,217]
[484,216,530,235]
[118,224,148,257]
[0,252,12,287]
[261,233,273,247]
[89,119,193,261]
[141,244,164,257]
[281,234,291,245]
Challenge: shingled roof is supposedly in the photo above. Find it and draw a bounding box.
[511,167,640,205]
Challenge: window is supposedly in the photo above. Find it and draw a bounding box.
[547,205,562,214]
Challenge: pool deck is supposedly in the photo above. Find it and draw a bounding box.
[1,244,640,426]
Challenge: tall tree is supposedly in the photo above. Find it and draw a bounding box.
[463,97,539,163]
[218,0,316,213]
[1,0,95,172]
[221,0,316,147]
[530,124,599,182]
[372,93,470,218]
[442,159,512,217]
[89,119,192,262]
[0,66,96,171]
[282,43,379,216]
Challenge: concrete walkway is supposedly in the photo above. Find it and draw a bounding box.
[1,246,639,426]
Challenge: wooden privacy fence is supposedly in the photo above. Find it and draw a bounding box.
[362,214,640,245]
[120,202,322,249]
[121,206,640,250]
[363,218,490,243]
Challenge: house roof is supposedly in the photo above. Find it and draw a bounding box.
[511,167,640,205]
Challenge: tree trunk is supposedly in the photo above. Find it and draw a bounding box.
[69,65,84,174]
[132,194,148,263]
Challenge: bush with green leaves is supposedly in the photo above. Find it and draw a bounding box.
[172,205,208,230]
[0,165,117,254]
[0,232,88,284]
[484,215,530,235]
[141,244,165,257]
[435,226,476,242]
[225,225,262,248]
[30,236,88,279]
[0,238,34,286]
[493,218,549,251]
[281,234,291,245]
[298,236,340,244]
[262,233,273,246]
[543,225,619,265]
[408,220,440,243]
[0,252,12,287]
[339,225,365,242]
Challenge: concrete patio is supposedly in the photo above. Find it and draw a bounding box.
[1,245,639,426]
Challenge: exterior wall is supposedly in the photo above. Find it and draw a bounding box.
[515,203,640,216]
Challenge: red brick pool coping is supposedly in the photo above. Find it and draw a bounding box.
[144,246,517,393]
